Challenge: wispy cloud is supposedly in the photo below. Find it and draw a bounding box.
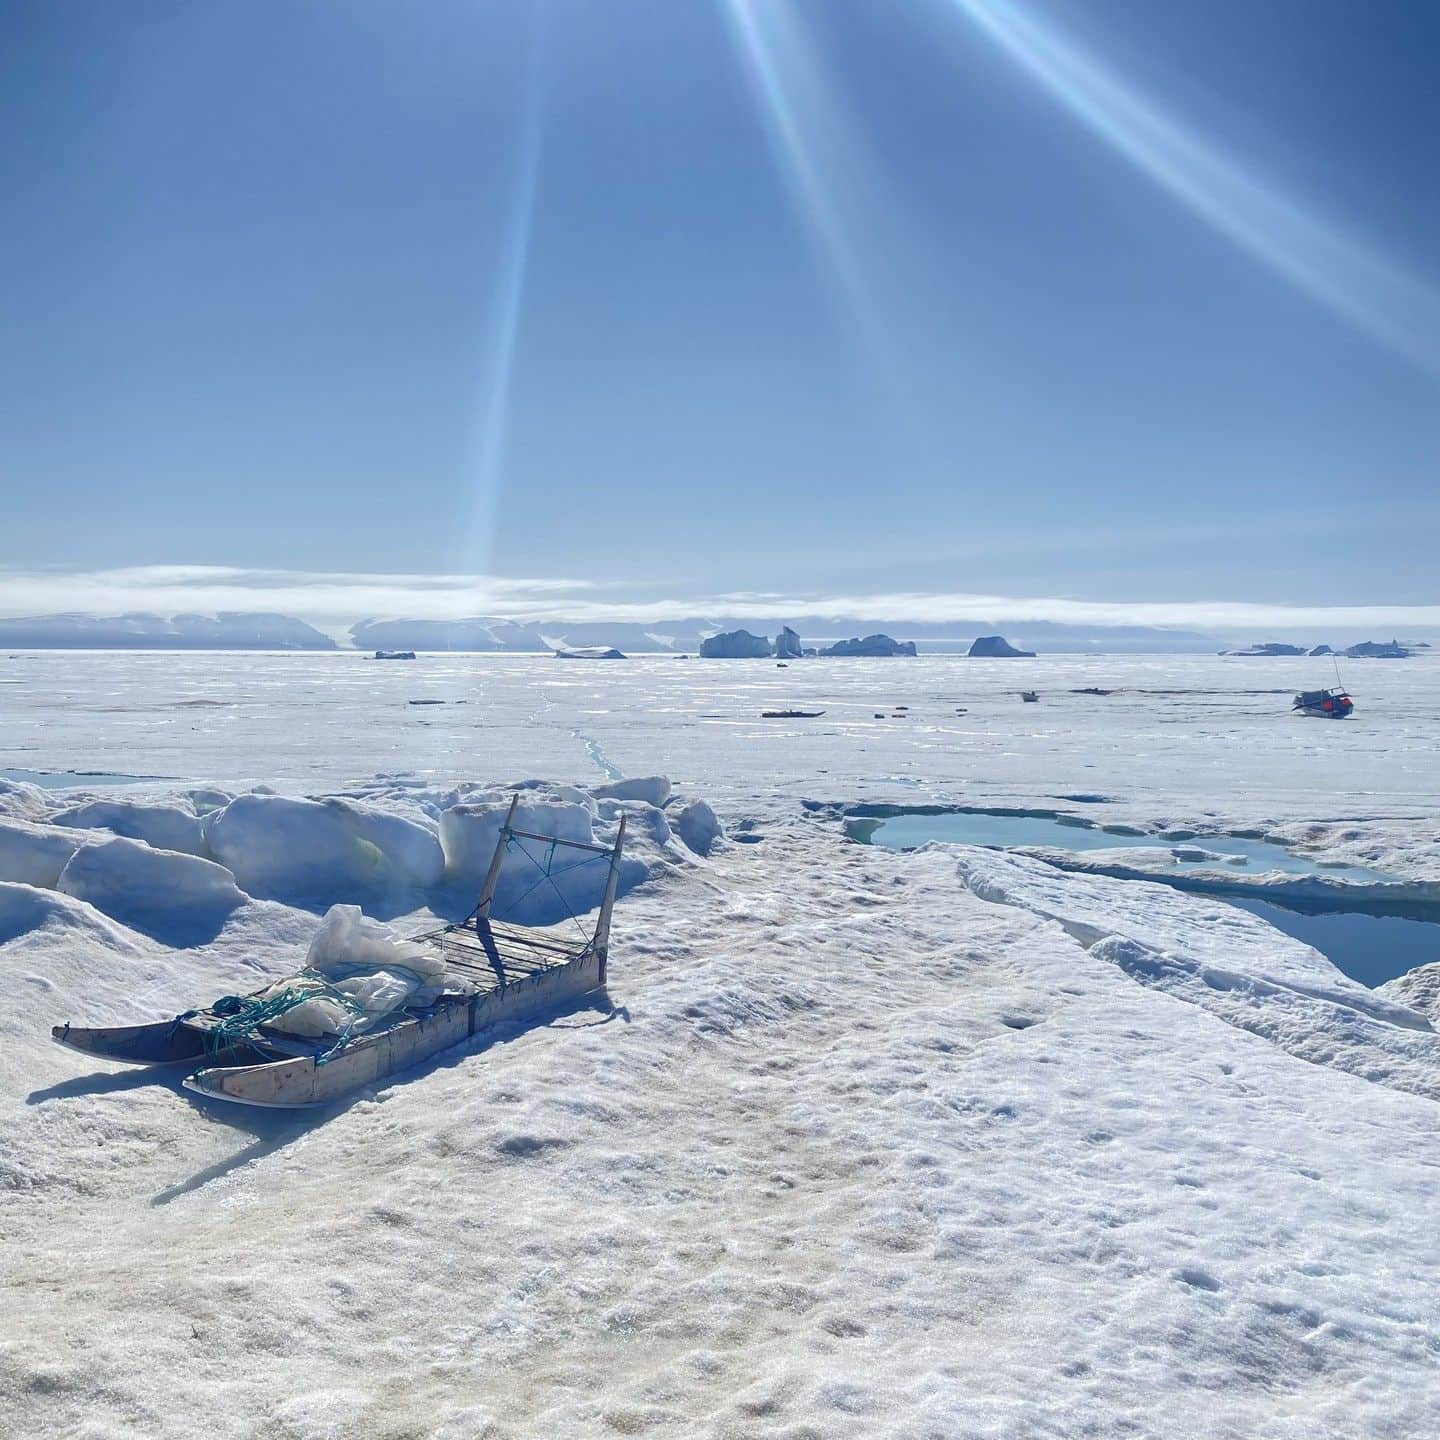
[0,566,598,621]
[0,564,1436,633]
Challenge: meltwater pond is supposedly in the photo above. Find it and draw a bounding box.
[852,808,1437,988]
[1226,898,1440,990]
[850,809,1391,882]
[0,767,167,789]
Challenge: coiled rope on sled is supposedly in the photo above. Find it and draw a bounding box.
[204,972,369,1066]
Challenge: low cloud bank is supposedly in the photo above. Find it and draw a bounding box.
[0,564,1437,638]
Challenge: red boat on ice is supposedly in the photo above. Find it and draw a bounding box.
[1292,687,1354,719]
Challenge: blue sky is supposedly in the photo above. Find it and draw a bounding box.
[3,0,1438,627]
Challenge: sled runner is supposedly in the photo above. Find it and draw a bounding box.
[52,798,626,1109]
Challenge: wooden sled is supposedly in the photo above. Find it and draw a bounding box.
[51,798,626,1109]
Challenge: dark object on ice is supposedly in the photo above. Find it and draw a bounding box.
[820,634,918,657]
[555,647,626,660]
[408,699,446,706]
[776,663,788,668]
[1223,643,1306,656]
[874,712,885,718]
[1073,687,1113,696]
[1345,639,1412,659]
[761,709,825,718]
[50,798,627,1109]
[700,629,772,658]
[968,635,1035,658]
[1293,687,1353,719]
[1021,690,1039,703]
[374,649,416,660]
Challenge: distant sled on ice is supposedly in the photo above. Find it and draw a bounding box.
[1293,687,1353,719]
[760,709,825,718]
[51,798,626,1109]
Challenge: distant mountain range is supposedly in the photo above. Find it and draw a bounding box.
[0,610,1227,653]
[0,612,338,649]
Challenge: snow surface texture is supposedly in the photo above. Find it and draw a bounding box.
[1,650,1436,878]
[950,847,1440,1102]
[4,822,1440,1438]
[2,652,1439,1437]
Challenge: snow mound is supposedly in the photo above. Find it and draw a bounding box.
[673,799,723,856]
[187,786,233,814]
[0,818,89,889]
[51,797,207,856]
[56,836,245,943]
[324,798,445,887]
[953,847,1440,1101]
[1379,962,1440,1023]
[594,775,672,808]
[0,880,149,949]
[599,799,671,847]
[0,778,49,821]
[440,795,593,877]
[206,793,439,900]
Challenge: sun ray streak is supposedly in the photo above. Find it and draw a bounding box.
[945,0,1440,376]
[718,0,925,434]
[461,5,550,582]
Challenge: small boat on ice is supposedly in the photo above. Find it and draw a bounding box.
[51,798,626,1109]
[761,709,825,719]
[1293,687,1354,719]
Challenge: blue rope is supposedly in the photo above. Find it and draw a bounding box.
[203,971,371,1065]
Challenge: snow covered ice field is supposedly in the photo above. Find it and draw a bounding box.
[2,650,1439,1438]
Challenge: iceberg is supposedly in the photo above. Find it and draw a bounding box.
[699,629,772,658]
[820,634,918,657]
[966,634,1035,658]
